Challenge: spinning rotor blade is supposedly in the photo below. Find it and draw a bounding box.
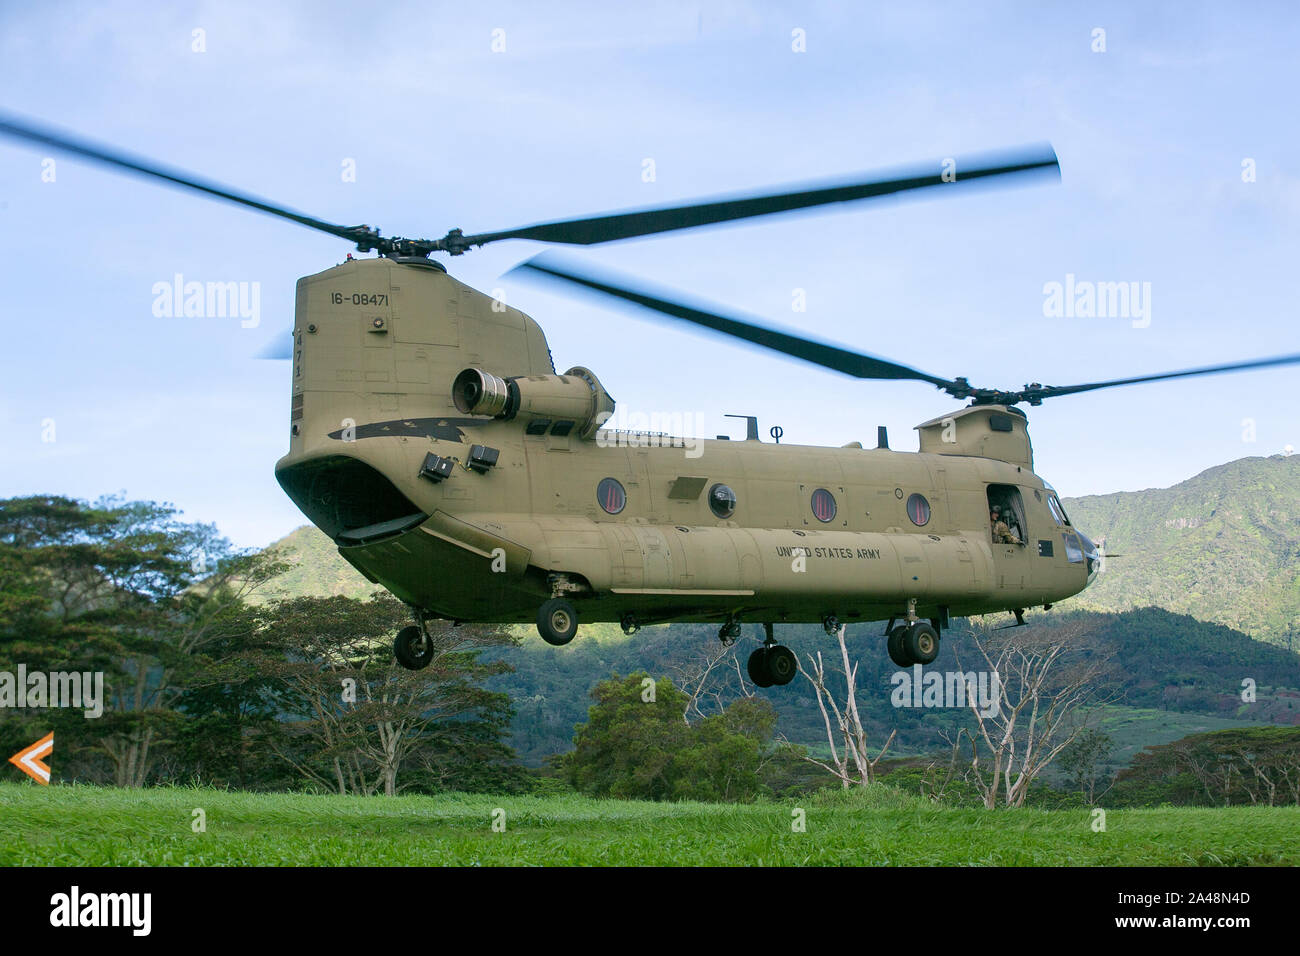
[0,112,396,252]
[511,254,957,389]
[1,112,1059,258]
[1012,354,1300,405]
[461,145,1059,252]
[512,254,1300,408]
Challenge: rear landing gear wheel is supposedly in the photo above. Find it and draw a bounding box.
[538,598,578,646]
[394,624,433,670]
[887,625,912,667]
[747,644,796,687]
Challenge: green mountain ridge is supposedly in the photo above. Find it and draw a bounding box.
[251,525,381,605]
[1064,454,1299,644]
[255,454,1300,644]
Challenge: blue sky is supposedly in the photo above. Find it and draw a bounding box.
[1,1,1297,548]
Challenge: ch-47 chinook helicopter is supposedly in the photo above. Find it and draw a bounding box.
[6,114,1300,690]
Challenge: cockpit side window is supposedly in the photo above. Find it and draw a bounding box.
[1047,493,1071,526]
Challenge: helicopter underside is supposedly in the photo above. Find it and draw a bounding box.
[330,507,1071,630]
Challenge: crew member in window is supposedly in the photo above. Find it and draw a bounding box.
[1000,506,1020,543]
[991,505,1022,545]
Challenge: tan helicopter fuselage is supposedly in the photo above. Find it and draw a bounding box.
[275,257,1094,629]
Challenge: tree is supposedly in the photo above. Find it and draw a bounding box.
[248,594,523,796]
[948,620,1119,808]
[1059,728,1114,804]
[666,635,750,723]
[799,625,895,787]
[564,673,692,800]
[0,495,281,786]
[1112,727,1300,807]
[563,672,782,801]
[171,602,292,790]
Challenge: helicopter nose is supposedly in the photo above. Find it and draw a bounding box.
[1078,530,1101,585]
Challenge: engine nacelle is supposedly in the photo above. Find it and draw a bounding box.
[452,366,615,440]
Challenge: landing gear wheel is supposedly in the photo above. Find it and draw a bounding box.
[394,624,433,670]
[537,598,578,646]
[765,645,797,686]
[822,614,840,636]
[620,612,640,636]
[887,625,912,667]
[747,647,774,688]
[903,623,940,665]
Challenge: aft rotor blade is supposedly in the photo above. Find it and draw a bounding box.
[0,111,379,248]
[1024,354,1300,403]
[256,335,294,360]
[462,145,1060,249]
[511,253,956,387]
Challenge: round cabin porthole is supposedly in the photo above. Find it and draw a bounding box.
[597,477,626,515]
[811,488,837,523]
[708,483,736,519]
[906,493,931,526]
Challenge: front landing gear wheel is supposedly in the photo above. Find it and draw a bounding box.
[538,598,579,646]
[747,647,774,688]
[394,624,433,670]
[903,623,940,665]
[765,645,797,686]
[887,626,911,667]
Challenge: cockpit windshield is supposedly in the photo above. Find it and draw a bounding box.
[1047,492,1071,526]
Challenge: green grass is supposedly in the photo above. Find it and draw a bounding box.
[2,782,1296,866]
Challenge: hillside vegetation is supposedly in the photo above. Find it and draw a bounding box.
[1065,455,1300,644]
[250,525,378,605]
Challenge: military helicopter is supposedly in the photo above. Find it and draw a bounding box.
[5,114,1299,689]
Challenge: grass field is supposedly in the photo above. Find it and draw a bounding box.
[2,783,1297,866]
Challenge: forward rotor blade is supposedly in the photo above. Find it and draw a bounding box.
[463,145,1059,250]
[0,111,379,249]
[511,253,955,387]
[1024,354,1300,403]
